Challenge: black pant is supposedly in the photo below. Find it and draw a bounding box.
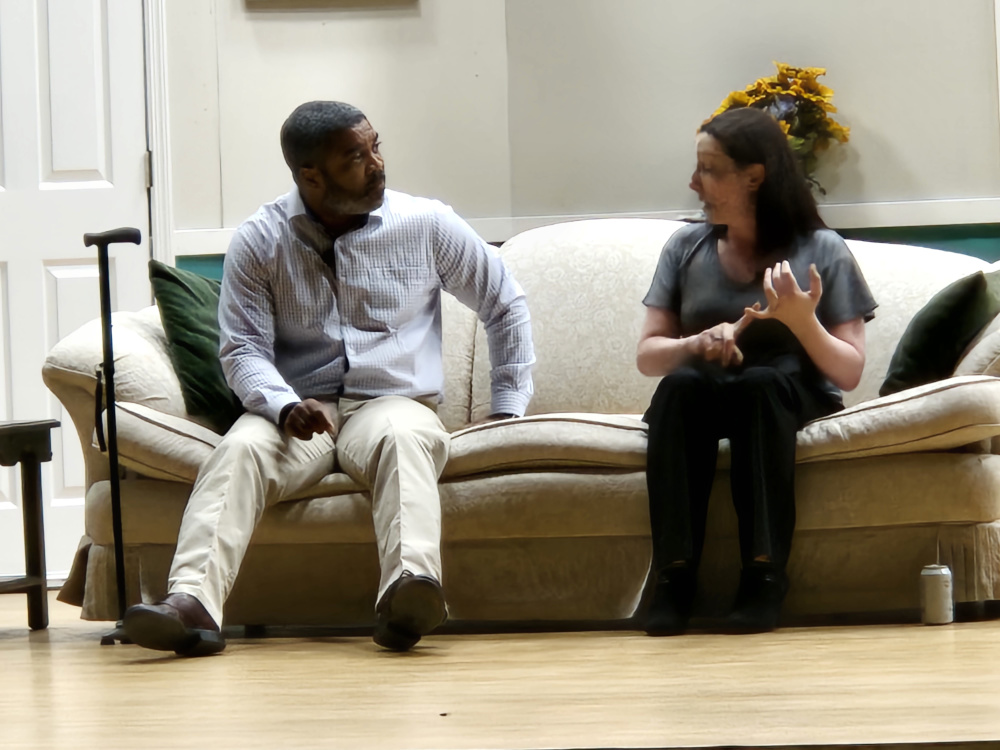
[645,361,840,575]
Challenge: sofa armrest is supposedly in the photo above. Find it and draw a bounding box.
[42,306,191,488]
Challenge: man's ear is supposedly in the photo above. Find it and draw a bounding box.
[297,165,323,191]
[745,163,765,192]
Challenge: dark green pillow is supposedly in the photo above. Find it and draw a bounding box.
[879,269,1000,397]
[149,260,244,434]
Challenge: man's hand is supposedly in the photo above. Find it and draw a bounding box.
[283,399,338,440]
[743,261,822,332]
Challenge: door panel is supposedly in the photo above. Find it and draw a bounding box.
[0,0,149,578]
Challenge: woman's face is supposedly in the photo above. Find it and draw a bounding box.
[689,133,760,226]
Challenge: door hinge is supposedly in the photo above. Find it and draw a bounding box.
[144,150,153,189]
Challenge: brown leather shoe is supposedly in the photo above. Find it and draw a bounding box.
[123,593,226,657]
[373,574,447,651]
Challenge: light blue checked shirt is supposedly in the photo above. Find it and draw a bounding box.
[218,188,535,424]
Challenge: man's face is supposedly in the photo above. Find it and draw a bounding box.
[313,118,386,215]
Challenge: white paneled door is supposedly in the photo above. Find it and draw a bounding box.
[0,0,150,578]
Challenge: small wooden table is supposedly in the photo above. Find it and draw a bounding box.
[0,419,60,630]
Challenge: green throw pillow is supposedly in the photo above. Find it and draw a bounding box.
[879,269,1000,397]
[149,260,244,434]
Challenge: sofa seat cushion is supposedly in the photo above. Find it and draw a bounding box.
[443,413,647,479]
[106,402,366,494]
[108,377,1000,511]
[798,375,1000,463]
[104,402,221,482]
[711,375,1000,469]
[107,404,649,487]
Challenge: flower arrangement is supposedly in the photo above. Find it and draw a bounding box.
[710,62,849,193]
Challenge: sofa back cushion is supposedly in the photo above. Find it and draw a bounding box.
[468,220,993,417]
[471,219,686,419]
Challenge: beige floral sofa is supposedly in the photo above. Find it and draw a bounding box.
[44,219,1000,627]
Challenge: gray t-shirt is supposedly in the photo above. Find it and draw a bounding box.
[643,223,877,397]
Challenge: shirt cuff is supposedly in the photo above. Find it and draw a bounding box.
[490,390,531,418]
[264,392,303,426]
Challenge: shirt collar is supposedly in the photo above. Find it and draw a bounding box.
[287,187,386,241]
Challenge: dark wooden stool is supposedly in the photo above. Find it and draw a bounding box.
[0,419,60,630]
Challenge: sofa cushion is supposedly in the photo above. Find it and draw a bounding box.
[149,260,245,434]
[471,219,686,421]
[101,401,221,482]
[444,413,647,479]
[798,375,1000,462]
[709,376,1000,469]
[879,270,1000,396]
[107,401,649,486]
[109,374,1000,490]
[103,401,365,496]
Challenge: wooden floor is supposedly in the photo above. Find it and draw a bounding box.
[3,593,1000,750]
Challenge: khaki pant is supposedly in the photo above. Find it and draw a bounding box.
[167,395,450,627]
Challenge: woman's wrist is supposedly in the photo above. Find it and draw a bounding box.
[784,310,823,344]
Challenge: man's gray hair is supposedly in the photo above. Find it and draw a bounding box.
[280,101,367,180]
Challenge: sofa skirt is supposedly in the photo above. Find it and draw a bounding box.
[62,521,1000,626]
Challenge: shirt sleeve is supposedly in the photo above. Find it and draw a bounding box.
[432,205,535,417]
[642,232,686,312]
[813,232,878,328]
[218,228,302,424]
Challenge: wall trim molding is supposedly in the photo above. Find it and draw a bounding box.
[168,196,1000,256]
[143,0,174,265]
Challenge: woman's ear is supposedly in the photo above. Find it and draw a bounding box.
[745,163,765,192]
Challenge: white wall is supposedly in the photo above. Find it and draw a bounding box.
[506,0,1000,218]
[155,0,1000,257]
[162,0,510,253]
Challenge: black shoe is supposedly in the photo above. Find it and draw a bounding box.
[644,565,697,637]
[373,574,448,651]
[725,566,789,634]
[123,593,226,657]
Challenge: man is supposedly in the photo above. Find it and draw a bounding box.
[122,101,535,655]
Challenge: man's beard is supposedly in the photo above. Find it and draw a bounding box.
[320,172,386,215]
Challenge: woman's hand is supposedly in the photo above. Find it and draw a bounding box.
[637,306,757,376]
[692,321,743,367]
[743,261,822,332]
[740,261,867,391]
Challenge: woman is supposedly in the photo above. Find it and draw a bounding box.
[637,107,877,635]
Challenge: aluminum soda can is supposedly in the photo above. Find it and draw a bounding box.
[920,564,954,625]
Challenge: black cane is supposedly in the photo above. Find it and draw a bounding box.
[83,227,141,644]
